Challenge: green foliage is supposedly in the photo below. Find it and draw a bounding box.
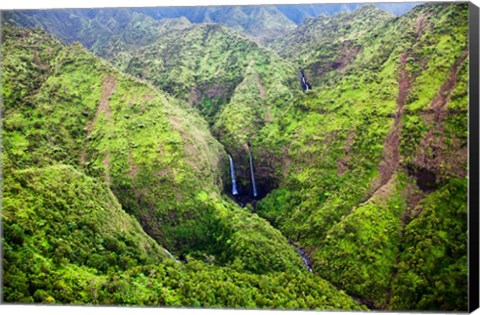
[2,2,469,311]
[2,26,225,255]
[312,175,407,308]
[2,166,363,310]
[3,9,168,59]
[390,178,468,311]
[256,3,468,311]
[1,27,63,109]
[2,26,366,310]
[193,192,304,273]
[118,23,296,126]
[2,165,170,302]
[272,5,393,68]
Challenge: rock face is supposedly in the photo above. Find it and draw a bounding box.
[1,2,470,311]
[2,25,363,309]
[256,3,469,311]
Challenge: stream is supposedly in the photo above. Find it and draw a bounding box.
[289,240,313,272]
[227,151,313,273]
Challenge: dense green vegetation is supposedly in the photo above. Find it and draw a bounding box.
[2,6,295,50]
[1,165,362,309]
[113,22,301,191]
[3,165,170,302]
[391,178,468,310]
[115,23,296,123]
[2,2,470,311]
[1,25,363,309]
[255,3,469,311]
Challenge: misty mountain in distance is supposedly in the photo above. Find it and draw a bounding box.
[1,2,468,311]
[3,2,422,46]
[276,2,421,23]
[126,3,423,25]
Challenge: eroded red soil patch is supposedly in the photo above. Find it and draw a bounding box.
[376,15,432,189]
[86,76,117,135]
[254,74,267,100]
[311,40,362,77]
[414,50,468,179]
[377,52,411,186]
[81,76,117,178]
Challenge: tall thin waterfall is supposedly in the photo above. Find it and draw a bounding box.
[228,154,239,196]
[300,69,311,92]
[248,146,258,198]
[301,74,309,91]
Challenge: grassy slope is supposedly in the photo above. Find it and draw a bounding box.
[272,5,393,78]
[2,2,469,310]
[116,22,302,192]
[2,27,223,253]
[2,26,365,309]
[2,165,171,303]
[3,6,296,51]
[390,178,468,310]
[256,3,469,310]
[184,6,296,45]
[2,165,364,310]
[117,23,296,122]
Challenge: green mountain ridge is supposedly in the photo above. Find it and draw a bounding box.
[1,2,470,311]
[2,5,295,52]
[3,164,363,308]
[2,25,365,309]
[178,5,297,44]
[2,9,161,59]
[2,3,421,56]
[272,5,394,81]
[114,21,302,193]
[255,2,468,310]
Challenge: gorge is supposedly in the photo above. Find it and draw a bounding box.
[1,2,470,311]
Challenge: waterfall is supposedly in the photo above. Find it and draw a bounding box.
[163,248,180,263]
[300,69,311,92]
[228,154,239,196]
[302,76,309,91]
[248,145,258,198]
[301,74,308,90]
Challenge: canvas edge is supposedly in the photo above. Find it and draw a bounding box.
[469,1,480,313]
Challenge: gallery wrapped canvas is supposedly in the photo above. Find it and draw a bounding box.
[1,0,478,312]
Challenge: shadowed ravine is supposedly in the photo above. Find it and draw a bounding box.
[1,3,469,310]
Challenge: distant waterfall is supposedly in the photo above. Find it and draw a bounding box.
[163,248,180,263]
[248,145,258,198]
[299,69,312,92]
[228,154,239,196]
[301,74,309,91]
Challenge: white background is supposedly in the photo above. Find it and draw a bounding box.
[0,0,479,314]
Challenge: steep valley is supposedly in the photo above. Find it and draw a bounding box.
[1,2,470,311]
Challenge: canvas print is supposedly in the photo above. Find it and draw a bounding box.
[0,1,475,311]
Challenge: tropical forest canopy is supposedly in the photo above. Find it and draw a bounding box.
[1,2,469,311]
